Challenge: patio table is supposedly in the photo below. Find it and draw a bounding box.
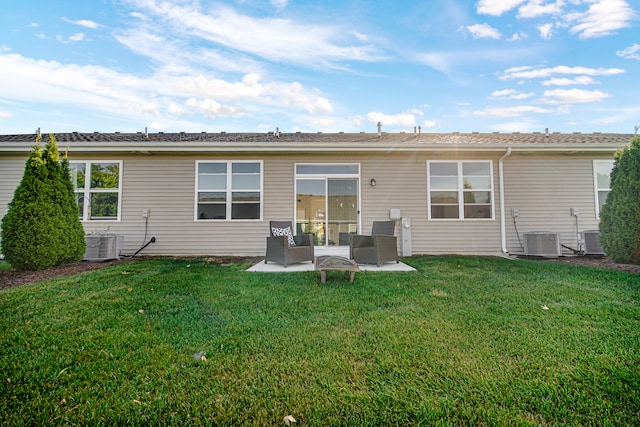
[315,255,360,283]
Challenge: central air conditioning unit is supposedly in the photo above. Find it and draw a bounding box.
[582,230,605,255]
[83,234,124,261]
[524,231,561,257]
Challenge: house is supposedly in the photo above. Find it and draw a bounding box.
[0,130,632,259]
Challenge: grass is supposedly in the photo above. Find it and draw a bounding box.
[1,256,639,426]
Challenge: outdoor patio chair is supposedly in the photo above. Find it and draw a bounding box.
[349,220,399,266]
[265,220,314,267]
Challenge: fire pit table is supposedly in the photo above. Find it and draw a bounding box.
[315,255,360,284]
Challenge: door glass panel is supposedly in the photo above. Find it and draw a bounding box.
[327,179,358,247]
[296,179,326,246]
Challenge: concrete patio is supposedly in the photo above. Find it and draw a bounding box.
[247,247,416,273]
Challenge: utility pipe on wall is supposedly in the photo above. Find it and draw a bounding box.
[499,147,512,255]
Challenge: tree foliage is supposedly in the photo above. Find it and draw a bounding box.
[1,134,86,270]
[599,135,640,264]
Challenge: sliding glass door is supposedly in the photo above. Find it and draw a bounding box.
[295,165,359,247]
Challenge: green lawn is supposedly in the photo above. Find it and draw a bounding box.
[1,257,639,426]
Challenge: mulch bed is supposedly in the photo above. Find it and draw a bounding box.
[0,256,263,290]
[1,255,637,291]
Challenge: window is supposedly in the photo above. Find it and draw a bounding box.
[428,161,493,219]
[69,161,122,221]
[196,161,262,220]
[594,160,614,217]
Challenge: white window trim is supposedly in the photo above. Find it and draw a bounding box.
[195,160,263,221]
[427,160,494,220]
[69,160,123,222]
[593,159,614,219]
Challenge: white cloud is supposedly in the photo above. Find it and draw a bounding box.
[421,120,437,128]
[541,76,599,85]
[68,33,86,42]
[275,81,334,114]
[0,53,334,125]
[490,89,535,99]
[271,0,288,8]
[478,0,634,40]
[0,111,12,119]
[184,98,246,118]
[123,0,383,69]
[517,0,564,18]
[310,118,335,129]
[130,11,147,20]
[114,28,262,74]
[473,105,553,118]
[0,53,162,116]
[416,47,530,75]
[174,73,265,101]
[566,0,635,39]
[617,43,640,60]
[499,65,625,79]
[541,88,610,104]
[57,33,86,43]
[466,23,502,39]
[365,112,418,127]
[350,115,365,127]
[477,0,526,16]
[416,52,453,73]
[508,32,528,41]
[62,18,102,29]
[351,31,369,42]
[537,23,554,40]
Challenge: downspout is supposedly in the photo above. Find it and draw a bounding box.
[499,147,512,255]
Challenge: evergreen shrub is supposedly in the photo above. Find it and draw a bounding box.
[599,135,640,264]
[1,134,86,270]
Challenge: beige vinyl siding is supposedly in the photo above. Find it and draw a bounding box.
[420,153,503,255]
[502,153,611,255]
[0,155,28,219]
[0,149,615,257]
[89,155,268,256]
[359,152,503,255]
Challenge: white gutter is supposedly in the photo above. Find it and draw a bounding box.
[499,147,512,255]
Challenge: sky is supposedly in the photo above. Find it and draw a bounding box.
[0,0,639,135]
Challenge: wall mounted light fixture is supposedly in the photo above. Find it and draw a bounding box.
[370,178,377,187]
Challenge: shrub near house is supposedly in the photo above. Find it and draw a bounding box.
[599,135,640,264]
[1,134,85,271]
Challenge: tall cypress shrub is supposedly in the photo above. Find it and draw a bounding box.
[599,135,640,264]
[1,134,86,270]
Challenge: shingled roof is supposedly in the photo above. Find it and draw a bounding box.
[0,131,633,154]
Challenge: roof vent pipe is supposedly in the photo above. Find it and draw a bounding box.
[545,127,549,137]
[377,122,382,137]
[418,125,421,134]
[275,127,280,138]
[413,126,417,135]
[145,127,148,139]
